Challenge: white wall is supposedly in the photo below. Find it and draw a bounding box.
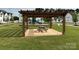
[8,14,12,21]
[65,13,73,22]
[0,12,4,23]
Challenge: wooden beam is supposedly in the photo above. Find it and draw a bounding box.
[62,16,65,35]
[25,16,28,29]
[22,15,26,37]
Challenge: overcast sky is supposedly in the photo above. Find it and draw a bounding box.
[0,8,35,17]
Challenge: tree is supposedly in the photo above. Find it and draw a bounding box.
[72,12,78,26]
[13,16,19,21]
[67,9,75,13]
[13,16,19,23]
[43,18,49,23]
[76,9,79,14]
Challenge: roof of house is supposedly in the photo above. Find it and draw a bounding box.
[0,10,12,14]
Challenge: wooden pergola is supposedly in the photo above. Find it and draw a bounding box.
[19,9,67,36]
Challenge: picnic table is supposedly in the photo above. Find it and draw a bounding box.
[37,24,48,32]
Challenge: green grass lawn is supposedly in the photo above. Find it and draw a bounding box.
[0,23,79,50]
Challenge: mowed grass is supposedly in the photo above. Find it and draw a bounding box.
[0,23,22,37]
[0,23,79,50]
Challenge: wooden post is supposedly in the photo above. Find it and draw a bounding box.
[62,16,65,35]
[22,15,26,37]
[49,17,52,28]
[25,16,28,29]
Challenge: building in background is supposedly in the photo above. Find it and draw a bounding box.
[65,13,73,23]
[0,10,12,23]
[52,13,73,23]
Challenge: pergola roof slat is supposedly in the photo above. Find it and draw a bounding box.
[19,10,67,17]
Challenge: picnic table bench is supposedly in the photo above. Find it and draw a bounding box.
[37,24,48,32]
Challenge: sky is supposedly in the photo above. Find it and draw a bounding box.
[0,8,35,17]
[0,8,20,16]
[0,8,76,17]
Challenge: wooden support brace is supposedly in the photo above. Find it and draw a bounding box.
[22,15,26,36]
[62,16,65,35]
[49,18,52,28]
